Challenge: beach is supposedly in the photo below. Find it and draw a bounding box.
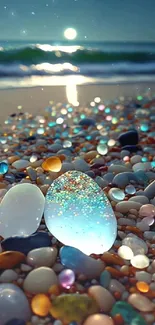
[0,82,155,124]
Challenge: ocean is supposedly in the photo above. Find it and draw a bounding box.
[0,40,155,88]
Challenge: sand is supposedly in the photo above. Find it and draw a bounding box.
[0,82,155,125]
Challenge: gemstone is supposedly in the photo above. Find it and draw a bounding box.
[49,294,99,324]
[58,269,75,288]
[42,156,62,172]
[0,183,45,238]
[44,171,117,255]
[111,301,147,325]
[0,283,31,325]
[31,294,51,316]
[97,144,108,155]
[60,246,104,278]
[0,162,8,175]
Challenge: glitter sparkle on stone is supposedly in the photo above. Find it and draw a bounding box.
[44,171,117,255]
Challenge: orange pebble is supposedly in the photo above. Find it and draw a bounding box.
[48,284,61,296]
[42,156,62,172]
[113,314,124,325]
[0,251,25,269]
[101,252,124,266]
[136,281,149,293]
[31,294,51,317]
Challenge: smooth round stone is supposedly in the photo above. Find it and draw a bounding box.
[115,201,142,213]
[58,269,75,288]
[23,267,58,293]
[83,314,114,325]
[108,165,129,173]
[0,283,31,324]
[0,251,25,269]
[111,301,147,325]
[132,162,146,172]
[27,247,57,267]
[60,246,105,278]
[0,183,45,238]
[129,196,149,205]
[12,160,30,170]
[109,279,125,294]
[73,159,90,172]
[139,204,155,217]
[125,185,136,195]
[0,269,18,283]
[118,245,134,260]
[1,232,51,255]
[128,293,154,312]
[44,171,117,255]
[131,254,149,269]
[144,180,155,199]
[112,172,137,188]
[135,271,152,284]
[88,285,115,312]
[122,236,148,255]
[118,130,139,147]
[0,162,8,175]
[97,144,108,155]
[130,155,142,165]
[108,188,125,202]
[100,270,111,288]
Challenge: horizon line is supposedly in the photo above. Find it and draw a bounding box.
[0,39,155,43]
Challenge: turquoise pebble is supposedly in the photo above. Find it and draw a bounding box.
[0,162,8,175]
[111,301,147,325]
[99,270,111,288]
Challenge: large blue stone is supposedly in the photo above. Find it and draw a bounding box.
[44,171,117,255]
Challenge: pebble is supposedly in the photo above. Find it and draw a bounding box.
[83,314,114,325]
[49,293,99,323]
[31,294,51,317]
[118,245,134,260]
[12,160,30,170]
[129,196,149,205]
[0,269,18,282]
[131,254,150,269]
[144,180,155,199]
[60,246,105,278]
[122,235,148,254]
[130,155,142,165]
[109,279,126,293]
[113,172,137,188]
[139,204,155,217]
[0,251,25,269]
[115,201,142,213]
[88,285,116,312]
[0,283,31,324]
[0,183,45,238]
[23,267,58,293]
[44,171,117,255]
[111,301,147,325]
[42,156,62,172]
[99,270,111,288]
[135,271,152,283]
[73,158,90,172]
[118,130,139,147]
[108,188,125,202]
[128,293,155,312]
[1,232,51,255]
[27,247,57,267]
[0,162,8,175]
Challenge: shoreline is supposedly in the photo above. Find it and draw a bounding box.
[0,82,155,124]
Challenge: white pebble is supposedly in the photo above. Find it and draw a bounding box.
[135,271,152,284]
[109,279,125,293]
[23,267,58,293]
[27,247,57,267]
[0,270,18,283]
[118,245,134,260]
[131,254,150,269]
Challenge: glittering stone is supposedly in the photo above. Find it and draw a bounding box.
[44,171,117,255]
[58,269,75,288]
[0,183,45,238]
[49,294,99,324]
[0,283,31,324]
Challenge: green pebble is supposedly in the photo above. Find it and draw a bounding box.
[111,301,147,325]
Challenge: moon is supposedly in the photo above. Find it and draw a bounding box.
[64,28,77,40]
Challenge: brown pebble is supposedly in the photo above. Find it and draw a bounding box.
[0,251,25,269]
[101,252,124,266]
[105,267,124,278]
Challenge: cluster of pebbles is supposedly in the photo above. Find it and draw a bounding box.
[0,93,155,325]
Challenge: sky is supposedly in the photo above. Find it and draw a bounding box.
[0,0,155,42]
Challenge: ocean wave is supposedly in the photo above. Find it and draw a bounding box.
[0,44,155,65]
[0,62,155,77]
